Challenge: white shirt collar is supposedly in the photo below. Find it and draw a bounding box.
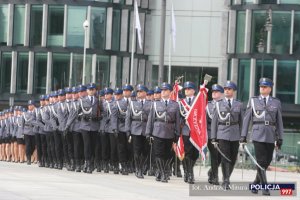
[261,95,270,103]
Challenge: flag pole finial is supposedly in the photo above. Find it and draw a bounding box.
[203,74,212,86]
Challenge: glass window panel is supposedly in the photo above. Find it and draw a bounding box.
[52,53,70,90]
[116,57,123,87]
[237,59,250,102]
[236,11,246,53]
[30,5,43,46]
[280,0,300,4]
[95,55,110,88]
[227,59,232,80]
[0,52,12,93]
[72,54,83,86]
[13,5,25,45]
[293,12,300,54]
[255,60,274,95]
[112,10,121,51]
[16,52,28,93]
[251,11,266,53]
[261,0,277,3]
[271,11,291,54]
[276,60,296,104]
[33,53,47,94]
[90,7,106,49]
[0,5,8,45]
[48,5,64,46]
[67,6,87,47]
[241,0,253,4]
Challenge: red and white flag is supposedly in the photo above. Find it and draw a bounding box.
[170,81,184,160]
[170,81,182,101]
[185,85,208,160]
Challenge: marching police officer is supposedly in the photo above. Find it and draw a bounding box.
[146,90,154,101]
[125,84,152,179]
[100,87,118,174]
[77,83,100,173]
[23,100,37,165]
[179,81,198,184]
[207,84,223,185]
[241,78,283,196]
[211,81,244,190]
[146,82,180,183]
[113,88,130,175]
[153,86,162,101]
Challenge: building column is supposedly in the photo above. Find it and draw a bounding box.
[227,10,237,54]
[68,53,73,87]
[145,61,153,87]
[122,57,130,85]
[63,5,68,47]
[24,4,30,46]
[249,58,256,97]
[27,51,34,94]
[273,59,278,97]
[46,52,52,93]
[231,58,239,84]
[7,4,13,46]
[120,9,129,52]
[10,51,17,94]
[290,10,295,55]
[41,4,48,47]
[110,56,117,89]
[137,59,146,85]
[244,9,252,53]
[295,60,299,104]
[105,7,113,50]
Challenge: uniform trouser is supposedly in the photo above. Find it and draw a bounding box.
[101,132,110,161]
[253,141,274,169]
[132,135,149,159]
[53,131,63,164]
[40,134,48,162]
[24,135,35,159]
[81,131,97,161]
[65,132,74,161]
[46,133,56,163]
[153,136,173,160]
[73,132,83,161]
[35,133,42,162]
[109,133,118,163]
[94,132,102,164]
[207,138,221,177]
[117,132,128,163]
[218,140,239,166]
[183,135,199,161]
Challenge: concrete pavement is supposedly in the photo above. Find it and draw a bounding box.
[0,162,299,200]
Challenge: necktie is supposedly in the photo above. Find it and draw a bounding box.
[165,100,168,107]
[90,96,94,104]
[228,99,231,108]
[141,100,144,106]
[263,97,267,106]
[188,98,191,106]
[126,98,129,105]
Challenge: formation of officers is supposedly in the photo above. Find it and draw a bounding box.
[0,77,283,195]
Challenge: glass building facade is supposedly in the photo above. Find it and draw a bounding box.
[229,0,300,166]
[0,0,150,105]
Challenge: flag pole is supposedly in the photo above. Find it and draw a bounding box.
[130,0,136,85]
[168,33,172,83]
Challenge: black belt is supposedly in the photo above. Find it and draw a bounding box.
[218,122,238,126]
[253,121,276,126]
[132,119,147,122]
[155,120,175,124]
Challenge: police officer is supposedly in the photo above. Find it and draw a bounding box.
[77,83,100,173]
[153,86,162,101]
[179,81,198,184]
[16,107,26,163]
[211,81,244,190]
[100,87,118,174]
[241,78,283,196]
[146,82,180,183]
[35,95,48,167]
[114,88,130,175]
[125,84,152,179]
[146,90,154,101]
[23,100,37,165]
[65,86,84,172]
[207,84,223,185]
